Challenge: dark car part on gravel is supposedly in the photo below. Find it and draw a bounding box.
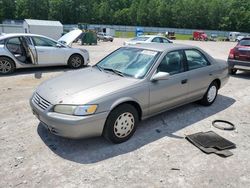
[186,131,236,157]
[212,120,235,131]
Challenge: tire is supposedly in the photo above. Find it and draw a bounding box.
[199,81,218,106]
[229,68,237,75]
[0,57,15,74]
[103,104,139,144]
[68,54,84,69]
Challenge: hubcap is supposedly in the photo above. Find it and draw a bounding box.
[71,56,82,67]
[207,85,217,102]
[0,60,11,73]
[114,112,135,138]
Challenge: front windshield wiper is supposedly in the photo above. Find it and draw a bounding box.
[95,64,103,72]
[103,68,125,77]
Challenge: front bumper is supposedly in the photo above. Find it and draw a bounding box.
[30,98,109,139]
[228,59,250,71]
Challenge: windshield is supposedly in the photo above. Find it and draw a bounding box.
[96,47,160,79]
[239,39,250,46]
[131,37,149,41]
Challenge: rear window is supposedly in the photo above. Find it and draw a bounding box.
[131,37,149,41]
[239,39,250,46]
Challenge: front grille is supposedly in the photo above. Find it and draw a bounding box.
[32,93,52,111]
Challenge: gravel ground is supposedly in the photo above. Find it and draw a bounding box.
[0,38,250,188]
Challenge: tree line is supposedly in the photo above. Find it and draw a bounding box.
[0,0,249,32]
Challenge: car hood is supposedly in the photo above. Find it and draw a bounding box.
[58,29,82,46]
[36,67,139,105]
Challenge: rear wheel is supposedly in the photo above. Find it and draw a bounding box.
[103,104,139,144]
[68,54,84,69]
[199,81,218,106]
[229,68,237,75]
[0,57,15,74]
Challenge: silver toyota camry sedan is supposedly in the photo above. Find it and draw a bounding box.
[30,43,229,143]
[0,30,89,74]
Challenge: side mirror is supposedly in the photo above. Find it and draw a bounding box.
[151,72,170,81]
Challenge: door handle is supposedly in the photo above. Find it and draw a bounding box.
[181,79,188,84]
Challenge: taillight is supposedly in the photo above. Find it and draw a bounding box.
[229,48,235,59]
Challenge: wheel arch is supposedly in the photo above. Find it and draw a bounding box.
[68,53,85,64]
[0,55,15,64]
[109,98,143,121]
[0,55,16,68]
[212,78,221,89]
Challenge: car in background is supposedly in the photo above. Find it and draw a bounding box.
[0,30,89,74]
[228,37,250,74]
[30,43,228,143]
[193,31,208,41]
[97,32,114,42]
[228,32,245,42]
[124,35,172,46]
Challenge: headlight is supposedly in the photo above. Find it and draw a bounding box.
[54,104,98,116]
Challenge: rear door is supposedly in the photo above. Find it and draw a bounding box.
[20,36,37,64]
[184,49,213,101]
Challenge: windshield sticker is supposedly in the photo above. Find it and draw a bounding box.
[140,50,157,56]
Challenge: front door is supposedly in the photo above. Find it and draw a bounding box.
[31,36,66,65]
[149,50,188,115]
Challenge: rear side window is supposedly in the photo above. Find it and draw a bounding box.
[162,38,170,43]
[239,39,250,46]
[185,50,210,70]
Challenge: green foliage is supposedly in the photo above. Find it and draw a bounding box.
[0,0,249,32]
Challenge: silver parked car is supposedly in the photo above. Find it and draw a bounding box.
[97,32,114,42]
[0,30,89,74]
[30,44,229,143]
[124,35,172,46]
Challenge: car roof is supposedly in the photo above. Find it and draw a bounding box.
[125,43,198,52]
[0,33,50,40]
[137,35,166,38]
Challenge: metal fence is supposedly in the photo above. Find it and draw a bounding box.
[1,23,249,38]
[64,24,250,37]
[0,24,24,34]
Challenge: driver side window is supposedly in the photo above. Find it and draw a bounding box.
[157,51,185,75]
[32,36,57,47]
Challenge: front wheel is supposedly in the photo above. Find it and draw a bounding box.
[103,104,139,144]
[199,81,218,106]
[68,54,84,69]
[0,57,15,74]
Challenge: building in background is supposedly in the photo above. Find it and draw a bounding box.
[23,19,63,40]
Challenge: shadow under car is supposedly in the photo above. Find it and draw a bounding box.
[37,94,235,164]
